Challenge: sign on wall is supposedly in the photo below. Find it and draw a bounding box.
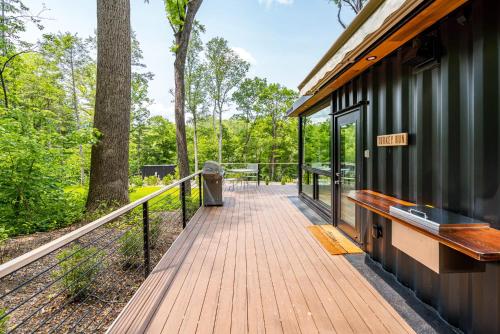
[377,133,408,147]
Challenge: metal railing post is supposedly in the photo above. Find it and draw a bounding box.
[257,163,260,186]
[198,173,203,207]
[181,181,187,228]
[143,201,150,277]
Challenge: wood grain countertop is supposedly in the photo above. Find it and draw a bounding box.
[348,190,500,262]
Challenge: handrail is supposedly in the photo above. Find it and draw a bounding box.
[0,171,201,279]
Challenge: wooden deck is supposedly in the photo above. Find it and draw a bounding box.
[108,185,414,334]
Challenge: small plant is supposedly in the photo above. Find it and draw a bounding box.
[54,245,104,302]
[162,174,174,185]
[0,227,7,245]
[265,176,270,185]
[150,217,162,249]
[144,175,160,186]
[119,228,143,268]
[130,175,144,187]
[280,176,287,185]
[0,308,8,334]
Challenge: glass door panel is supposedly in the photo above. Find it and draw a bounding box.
[318,174,331,208]
[335,110,360,241]
[302,169,313,198]
[339,122,356,228]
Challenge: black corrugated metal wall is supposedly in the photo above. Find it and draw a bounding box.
[329,1,499,332]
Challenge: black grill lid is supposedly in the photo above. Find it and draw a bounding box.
[202,161,224,174]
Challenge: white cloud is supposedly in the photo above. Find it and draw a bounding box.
[258,0,294,8]
[231,47,257,65]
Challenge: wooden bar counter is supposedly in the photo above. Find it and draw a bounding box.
[348,190,500,262]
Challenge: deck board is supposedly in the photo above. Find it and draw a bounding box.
[108,185,415,334]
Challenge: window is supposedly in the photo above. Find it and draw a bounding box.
[301,104,332,209]
[303,106,331,171]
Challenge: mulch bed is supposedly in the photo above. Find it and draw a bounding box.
[0,211,185,333]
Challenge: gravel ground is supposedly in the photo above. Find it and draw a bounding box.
[0,211,185,333]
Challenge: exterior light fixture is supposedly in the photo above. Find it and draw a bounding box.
[366,55,377,61]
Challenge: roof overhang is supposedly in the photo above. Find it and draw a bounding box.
[288,0,468,117]
[286,95,312,116]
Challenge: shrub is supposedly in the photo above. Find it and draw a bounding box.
[150,217,162,249]
[119,217,162,268]
[0,227,7,246]
[281,176,287,185]
[130,175,143,187]
[265,176,270,185]
[119,228,143,269]
[54,245,104,302]
[162,174,174,185]
[0,308,8,334]
[144,175,159,186]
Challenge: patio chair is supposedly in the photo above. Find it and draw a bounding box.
[244,163,259,185]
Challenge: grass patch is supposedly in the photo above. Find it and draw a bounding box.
[64,185,166,203]
[129,186,162,202]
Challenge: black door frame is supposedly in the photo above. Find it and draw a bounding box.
[333,107,363,243]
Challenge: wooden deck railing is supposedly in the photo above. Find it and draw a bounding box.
[0,172,202,333]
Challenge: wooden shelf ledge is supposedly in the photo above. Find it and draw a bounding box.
[348,190,500,262]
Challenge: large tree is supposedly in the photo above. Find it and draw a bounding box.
[233,77,267,161]
[205,37,249,163]
[185,23,206,171]
[130,32,154,174]
[86,0,131,211]
[164,0,203,180]
[0,0,44,109]
[42,33,93,186]
[258,83,297,179]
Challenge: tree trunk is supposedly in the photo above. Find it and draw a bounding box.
[193,112,199,171]
[218,108,223,164]
[174,51,190,183]
[171,0,203,192]
[69,47,85,186]
[86,0,131,211]
[270,110,278,181]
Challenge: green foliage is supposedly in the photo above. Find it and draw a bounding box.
[54,245,104,302]
[0,308,7,334]
[129,186,161,202]
[164,0,189,35]
[119,227,143,268]
[0,3,300,242]
[0,105,91,236]
[303,107,331,169]
[162,174,174,185]
[144,176,160,186]
[0,226,8,246]
[119,215,163,269]
[265,176,270,185]
[130,175,144,187]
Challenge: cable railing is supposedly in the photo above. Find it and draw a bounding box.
[222,162,298,185]
[0,172,202,333]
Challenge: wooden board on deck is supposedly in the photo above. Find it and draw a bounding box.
[108,185,415,334]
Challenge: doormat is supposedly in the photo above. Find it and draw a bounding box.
[307,225,363,255]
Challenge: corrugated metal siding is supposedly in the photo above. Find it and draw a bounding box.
[329,1,500,332]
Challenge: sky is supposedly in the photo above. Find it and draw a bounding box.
[22,0,352,120]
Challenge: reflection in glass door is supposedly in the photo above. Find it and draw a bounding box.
[335,110,360,241]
